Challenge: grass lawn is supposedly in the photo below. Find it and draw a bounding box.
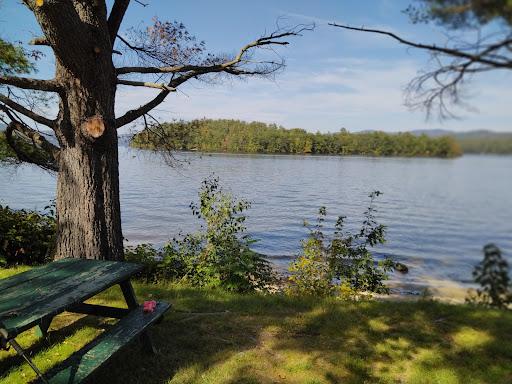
[1,268,511,384]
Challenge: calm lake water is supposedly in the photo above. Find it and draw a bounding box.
[1,147,511,296]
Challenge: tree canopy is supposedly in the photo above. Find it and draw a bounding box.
[0,38,33,75]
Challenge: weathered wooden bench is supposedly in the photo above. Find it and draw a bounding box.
[0,258,171,383]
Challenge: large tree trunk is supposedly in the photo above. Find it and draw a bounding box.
[55,139,123,260]
[33,1,124,260]
[52,45,123,260]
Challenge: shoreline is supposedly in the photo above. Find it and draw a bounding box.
[129,145,463,159]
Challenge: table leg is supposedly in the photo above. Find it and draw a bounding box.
[35,315,53,340]
[119,280,157,354]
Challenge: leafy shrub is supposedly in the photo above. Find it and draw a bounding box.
[288,192,394,299]
[0,203,56,266]
[126,176,275,292]
[124,243,184,283]
[466,244,512,309]
[288,235,334,296]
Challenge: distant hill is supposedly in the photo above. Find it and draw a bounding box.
[411,129,512,154]
[410,129,453,137]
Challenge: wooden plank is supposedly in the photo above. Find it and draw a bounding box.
[0,259,83,292]
[1,260,143,337]
[40,302,171,384]
[0,260,110,308]
[0,260,139,316]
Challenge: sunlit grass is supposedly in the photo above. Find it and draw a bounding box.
[0,268,511,383]
[0,266,31,279]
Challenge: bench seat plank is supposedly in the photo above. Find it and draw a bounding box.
[40,302,170,384]
[0,259,143,338]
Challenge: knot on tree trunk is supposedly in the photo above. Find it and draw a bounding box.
[82,115,106,139]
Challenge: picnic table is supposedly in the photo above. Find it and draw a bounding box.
[0,258,171,383]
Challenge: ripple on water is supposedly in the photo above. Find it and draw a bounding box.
[0,149,510,295]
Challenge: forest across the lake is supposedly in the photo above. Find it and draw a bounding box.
[130,119,512,158]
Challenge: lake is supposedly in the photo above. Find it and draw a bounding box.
[1,147,511,298]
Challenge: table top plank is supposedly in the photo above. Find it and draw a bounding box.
[0,260,109,308]
[0,258,85,292]
[0,259,143,337]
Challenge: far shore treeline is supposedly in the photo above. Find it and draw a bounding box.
[130,119,463,158]
[3,120,511,162]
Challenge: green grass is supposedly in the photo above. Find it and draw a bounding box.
[1,268,511,383]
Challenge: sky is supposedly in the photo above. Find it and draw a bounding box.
[1,0,511,133]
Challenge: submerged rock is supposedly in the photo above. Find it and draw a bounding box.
[394,262,409,273]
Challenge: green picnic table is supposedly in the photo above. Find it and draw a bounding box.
[0,258,171,383]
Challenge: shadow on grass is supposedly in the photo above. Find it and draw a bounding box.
[1,285,511,383]
[92,286,512,384]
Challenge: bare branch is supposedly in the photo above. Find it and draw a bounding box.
[2,115,59,171]
[115,89,170,128]
[135,113,186,167]
[115,25,313,128]
[108,0,131,46]
[117,79,176,91]
[0,94,56,128]
[330,22,512,119]
[116,26,313,75]
[117,63,204,75]
[329,23,512,69]
[0,75,61,92]
[406,61,471,119]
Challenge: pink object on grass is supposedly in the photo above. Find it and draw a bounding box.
[143,300,157,313]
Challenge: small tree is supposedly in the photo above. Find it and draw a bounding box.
[466,244,512,309]
[127,177,275,292]
[288,207,335,296]
[289,192,394,299]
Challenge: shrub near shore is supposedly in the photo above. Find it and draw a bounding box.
[0,204,56,266]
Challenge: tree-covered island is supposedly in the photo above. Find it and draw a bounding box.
[130,119,463,158]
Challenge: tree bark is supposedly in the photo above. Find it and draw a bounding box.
[56,142,123,260]
[31,1,124,260]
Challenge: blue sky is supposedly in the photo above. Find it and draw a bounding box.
[1,0,511,132]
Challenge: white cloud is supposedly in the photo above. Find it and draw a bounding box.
[116,57,512,133]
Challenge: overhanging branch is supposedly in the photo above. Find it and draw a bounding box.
[4,120,59,171]
[117,79,176,91]
[115,89,170,128]
[329,23,512,69]
[0,94,56,128]
[116,26,312,76]
[115,25,313,128]
[0,75,61,92]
